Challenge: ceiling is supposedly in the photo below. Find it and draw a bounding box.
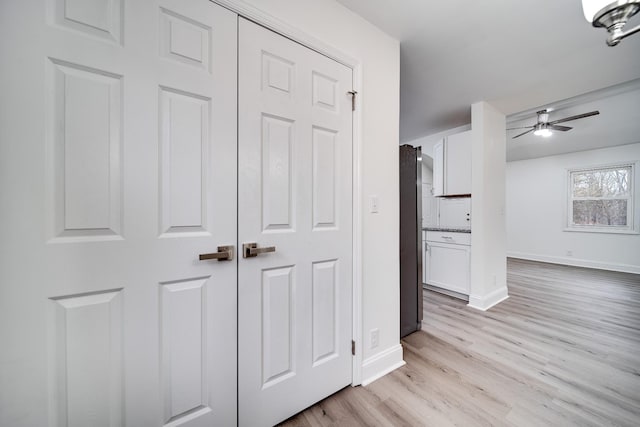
[335,0,640,152]
[506,80,640,161]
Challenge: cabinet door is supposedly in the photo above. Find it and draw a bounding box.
[423,240,430,284]
[438,197,471,229]
[427,243,470,294]
[445,131,472,195]
[432,140,444,196]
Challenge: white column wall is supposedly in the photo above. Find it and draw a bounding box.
[469,102,509,310]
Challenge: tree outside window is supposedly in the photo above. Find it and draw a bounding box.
[567,163,636,233]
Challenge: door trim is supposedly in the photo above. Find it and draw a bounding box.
[212,0,364,385]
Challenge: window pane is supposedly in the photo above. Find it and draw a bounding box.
[572,200,628,226]
[572,167,630,198]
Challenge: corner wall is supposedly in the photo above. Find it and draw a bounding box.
[236,0,402,383]
[507,143,640,273]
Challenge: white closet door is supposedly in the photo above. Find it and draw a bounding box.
[0,1,237,426]
[238,18,354,427]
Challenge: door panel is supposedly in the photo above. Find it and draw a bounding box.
[0,1,237,426]
[312,128,339,229]
[160,278,209,423]
[159,86,212,236]
[261,115,295,231]
[312,259,339,364]
[261,266,296,386]
[238,18,353,427]
[48,58,123,241]
[49,290,124,427]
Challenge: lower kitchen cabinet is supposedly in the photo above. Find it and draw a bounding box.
[423,239,428,284]
[424,231,470,295]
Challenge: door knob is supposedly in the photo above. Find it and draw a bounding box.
[199,245,234,261]
[242,242,276,258]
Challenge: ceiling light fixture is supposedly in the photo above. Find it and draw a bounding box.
[508,109,600,139]
[533,124,553,137]
[582,0,640,46]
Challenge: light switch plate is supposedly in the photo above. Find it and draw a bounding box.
[370,195,379,213]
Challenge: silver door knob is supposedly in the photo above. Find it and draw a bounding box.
[242,242,276,258]
[199,245,234,261]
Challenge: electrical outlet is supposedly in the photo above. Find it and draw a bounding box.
[370,328,379,349]
[566,250,573,257]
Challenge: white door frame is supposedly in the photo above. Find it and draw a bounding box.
[213,0,364,385]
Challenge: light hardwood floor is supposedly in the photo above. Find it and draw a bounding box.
[279,258,640,426]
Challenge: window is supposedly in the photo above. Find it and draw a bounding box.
[567,163,637,233]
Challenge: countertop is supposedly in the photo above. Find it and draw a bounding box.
[423,227,471,234]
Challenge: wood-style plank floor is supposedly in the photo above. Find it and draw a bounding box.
[279,258,640,426]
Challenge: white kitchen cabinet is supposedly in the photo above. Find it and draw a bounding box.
[432,140,444,196]
[423,239,429,284]
[432,130,472,196]
[438,197,471,229]
[445,131,472,195]
[424,231,470,295]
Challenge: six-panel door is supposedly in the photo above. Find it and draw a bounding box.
[237,18,354,427]
[0,1,237,426]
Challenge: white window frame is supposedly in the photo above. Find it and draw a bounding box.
[565,161,639,234]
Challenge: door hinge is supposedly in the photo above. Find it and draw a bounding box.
[347,90,357,111]
[351,340,356,355]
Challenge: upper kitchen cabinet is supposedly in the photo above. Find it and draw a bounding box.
[433,130,472,196]
[433,140,444,196]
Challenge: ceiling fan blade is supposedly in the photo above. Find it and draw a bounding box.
[507,125,534,130]
[548,125,572,131]
[512,129,534,139]
[548,110,599,125]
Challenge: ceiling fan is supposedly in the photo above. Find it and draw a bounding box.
[508,109,600,139]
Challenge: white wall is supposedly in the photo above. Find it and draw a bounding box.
[507,143,640,274]
[235,0,402,382]
[469,102,508,310]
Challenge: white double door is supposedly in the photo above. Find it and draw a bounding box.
[0,1,352,426]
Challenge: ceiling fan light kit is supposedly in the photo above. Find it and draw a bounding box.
[582,0,640,46]
[507,109,600,139]
[533,125,552,138]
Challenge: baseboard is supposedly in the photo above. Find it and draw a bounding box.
[424,284,469,301]
[361,344,405,386]
[467,286,509,311]
[508,251,640,275]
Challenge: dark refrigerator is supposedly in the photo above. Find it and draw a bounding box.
[399,144,423,338]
